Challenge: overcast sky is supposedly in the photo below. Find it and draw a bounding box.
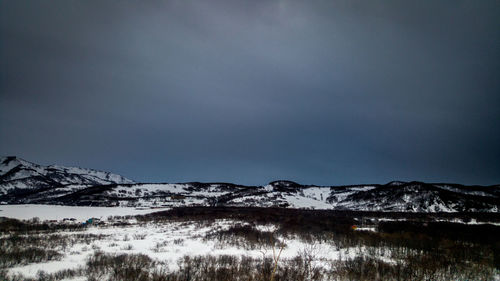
[1,1,499,186]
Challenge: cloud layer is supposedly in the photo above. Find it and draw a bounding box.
[1,1,499,185]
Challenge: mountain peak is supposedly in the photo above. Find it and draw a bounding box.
[1,157,499,213]
[1,156,22,166]
[269,180,300,186]
[1,156,17,163]
[386,181,407,186]
[0,157,134,194]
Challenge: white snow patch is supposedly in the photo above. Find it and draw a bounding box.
[0,204,169,222]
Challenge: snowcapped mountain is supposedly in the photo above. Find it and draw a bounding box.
[0,156,134,197]
[0,157,498,212]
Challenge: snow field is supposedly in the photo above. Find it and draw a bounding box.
[0,204,170,222]
[7,219,393,279]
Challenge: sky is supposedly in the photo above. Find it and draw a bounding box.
[1,1,499,186]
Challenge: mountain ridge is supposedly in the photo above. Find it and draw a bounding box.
[1,156,499,212]
[0,156,134,195]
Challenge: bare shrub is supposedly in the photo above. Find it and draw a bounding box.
[0,247,62,267]
[133,233,147,240]
[173,238,184,245]
[121,244,134,251]
[204,223,279,250]
[86,252,155,281]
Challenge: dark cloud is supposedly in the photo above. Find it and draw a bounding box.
[1,0,499,185]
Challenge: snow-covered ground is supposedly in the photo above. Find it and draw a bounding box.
[2,205,498,280]
[0,205,395,279]
[0,204,169,222]
[7,219,380,279]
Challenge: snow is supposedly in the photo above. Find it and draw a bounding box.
[302,187,332,201]
[4,205,497,279]
[9,258,84,278]
[355,227,377,232]
[109,183,232,199]
[350,186,377,191]
[263,184,274,192]
[433,218,500,226]
[8,219,371,279]
[62,277,86,281]
[0,156,134,187]
[282,194,332,209]
[0,204,169,222]
[436,185,494,197]
[330,191,357,203]
[2,157,498,212]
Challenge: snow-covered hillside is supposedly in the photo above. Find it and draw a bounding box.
[0,156,134,196]
[1,157,499,212]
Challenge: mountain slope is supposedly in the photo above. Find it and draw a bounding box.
[0,156,134,198]
[0,157,498,212]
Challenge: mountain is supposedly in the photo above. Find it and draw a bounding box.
[1,157,499,212]
[0,156,134,199]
